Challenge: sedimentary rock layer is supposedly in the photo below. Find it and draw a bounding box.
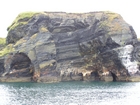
[0,11,140,82]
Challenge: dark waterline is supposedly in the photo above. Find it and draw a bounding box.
[0,81,140,105]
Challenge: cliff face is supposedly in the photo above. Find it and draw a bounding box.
[0,11,140,82]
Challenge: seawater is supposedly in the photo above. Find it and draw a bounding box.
[0,81,140,105]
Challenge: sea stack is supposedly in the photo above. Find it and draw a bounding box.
[0,11,140,82]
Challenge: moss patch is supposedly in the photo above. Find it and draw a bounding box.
[30,33,37,39]
[39,26,48,32]
[0,44,15,57]
[0,38,6,45]
[0,38,6,51]
[39,60,56,69]
[7,12,38,31]
[107,13,121,22]
[98,12,123,37]
[14,38,27,47]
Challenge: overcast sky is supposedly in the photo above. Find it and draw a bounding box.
[0,0,140,38]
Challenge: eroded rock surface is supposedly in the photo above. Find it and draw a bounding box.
[0,11,140,82]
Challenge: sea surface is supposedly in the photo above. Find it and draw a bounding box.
[0,81,140,105]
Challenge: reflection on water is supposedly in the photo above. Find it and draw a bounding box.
[0,81,140,105]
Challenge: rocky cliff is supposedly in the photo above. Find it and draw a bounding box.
[0,11,140,82]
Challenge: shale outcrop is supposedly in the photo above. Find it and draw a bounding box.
[0,11,140,82]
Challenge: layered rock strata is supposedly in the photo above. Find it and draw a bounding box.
[0,11,140,82]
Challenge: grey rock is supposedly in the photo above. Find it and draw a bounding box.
[0,11,140,82]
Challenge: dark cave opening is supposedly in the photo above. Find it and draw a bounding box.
[110,72,117,82]
[10,52,31,70]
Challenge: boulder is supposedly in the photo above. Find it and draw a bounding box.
[0,11,140,82]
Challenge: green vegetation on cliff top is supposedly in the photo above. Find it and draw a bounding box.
[0,37,14,57]
[0,44,14,57]
[7,12,38,31]
[0,38,6,45]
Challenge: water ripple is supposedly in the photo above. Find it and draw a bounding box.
[0,81,140,105]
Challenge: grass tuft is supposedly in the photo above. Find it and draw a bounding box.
[7,12,38,31]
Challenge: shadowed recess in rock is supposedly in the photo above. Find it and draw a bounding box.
[3,52,33,77]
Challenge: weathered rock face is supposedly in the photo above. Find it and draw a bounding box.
[0,11,140,82]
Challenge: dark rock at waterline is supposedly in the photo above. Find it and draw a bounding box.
[0,11,140,82]
[0,58,4,75]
